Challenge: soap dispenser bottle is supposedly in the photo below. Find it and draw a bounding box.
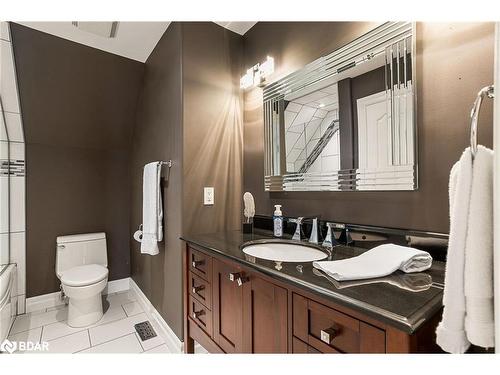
[273,205,283,237]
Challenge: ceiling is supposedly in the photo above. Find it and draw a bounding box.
[215,22,256,35]
[18,21,257,62]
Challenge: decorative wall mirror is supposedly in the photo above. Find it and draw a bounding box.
[263,22,417,191]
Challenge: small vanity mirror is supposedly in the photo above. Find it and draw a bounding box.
[263,22,417,191]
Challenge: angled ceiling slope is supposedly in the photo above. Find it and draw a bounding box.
[215,22,256,35]
[17,21,257,62]
[18,22,170,62]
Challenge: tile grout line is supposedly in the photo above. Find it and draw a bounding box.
[74,332,141,353]
[135,332,146,352]
[92,332,138,349]
[45,326,85,343]
[142,342,167,353]
[43,311,130,343]
[85,314,148,348]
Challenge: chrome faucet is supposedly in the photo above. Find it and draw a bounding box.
[290,217,320,243]
[322,222,345,256]
[289,217,305,240]
[309,218,319,244]
[322,222,336,250]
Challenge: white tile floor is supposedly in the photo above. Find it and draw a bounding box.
[7,291,171,354]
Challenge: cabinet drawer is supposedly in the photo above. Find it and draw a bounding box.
[188,246,212,281]
[188,295,213,337]
[294,293,374,353]
[188,271,212,308]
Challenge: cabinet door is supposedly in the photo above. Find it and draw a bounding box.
[243,275,288,353]
[212,259,244,353]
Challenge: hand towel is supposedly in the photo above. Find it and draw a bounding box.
[312,244,432,281]
[436,146,494,353]
[140,162,163,256]
[464,146,494,348]
[436,148,472,354]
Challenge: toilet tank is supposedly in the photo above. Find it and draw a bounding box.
[56,233,108,278]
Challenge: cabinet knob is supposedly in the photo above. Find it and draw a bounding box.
[320,327,338,344]
[192,285,205,294]
[229,272,241,282]
[192,260,205,268]
[192,310,205,320]
[236,276,249,287]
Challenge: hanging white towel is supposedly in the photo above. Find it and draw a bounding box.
[436,146,494,353]
[140,162,163,255]
[312,244,432,281]
[436,148,473,353]
[465,146,494,348]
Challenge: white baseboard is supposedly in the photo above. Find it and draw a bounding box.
[26,277,130,314]
[103,277,130,295]
[129,278,184,353]
[26,291,63,314]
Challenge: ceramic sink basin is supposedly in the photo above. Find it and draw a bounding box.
[242,241,328,263]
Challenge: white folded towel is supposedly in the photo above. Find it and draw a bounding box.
[312,244,432,281]
[140,162,163,256]
[436,146,494,353]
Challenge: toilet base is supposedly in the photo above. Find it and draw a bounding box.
[67,294,103,327]
[62,278,107,328]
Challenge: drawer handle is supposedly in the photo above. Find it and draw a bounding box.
[192,309,205,320]
[236,276,249,287]
[228,272,241,282]
[192,260,205,268]
[320,327,338,344]
[192,285,205,294]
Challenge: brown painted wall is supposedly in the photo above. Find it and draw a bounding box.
[130,22,184,339]
[129,22,243,339]
[243,22,494,233]
[11,23,144,297]
[182,22,243,235]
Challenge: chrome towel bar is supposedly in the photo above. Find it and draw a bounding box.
[142,160,172,169]
[470,85,494,158]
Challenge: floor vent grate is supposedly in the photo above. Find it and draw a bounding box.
[134,321,157,341]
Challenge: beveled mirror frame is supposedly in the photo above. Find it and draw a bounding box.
[263,22,417,192]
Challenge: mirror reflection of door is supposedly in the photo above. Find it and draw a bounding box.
[281,35,414,190]
[264,22,417,191]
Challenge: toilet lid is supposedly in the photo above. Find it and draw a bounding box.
[61,264,108,287]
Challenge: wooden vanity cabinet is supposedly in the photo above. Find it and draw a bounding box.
[292,293,385,353]
[183,243,441,354]
[242,274,288,353]
[212,257,288,353]
[212,258,245,352]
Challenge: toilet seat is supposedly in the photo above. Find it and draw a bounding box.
[61,264,108,287]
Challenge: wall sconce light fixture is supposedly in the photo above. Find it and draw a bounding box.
[240,56,274,89]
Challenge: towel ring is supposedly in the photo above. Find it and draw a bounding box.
[141,160,172,169]
[470,85,494,158]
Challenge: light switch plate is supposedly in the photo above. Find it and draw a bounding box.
[204,187,214,205]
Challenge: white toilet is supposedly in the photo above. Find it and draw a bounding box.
[56,232,109,328]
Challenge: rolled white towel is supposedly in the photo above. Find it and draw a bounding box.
[312,244,432,281]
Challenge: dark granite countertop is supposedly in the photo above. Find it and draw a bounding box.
[181,229,444,334]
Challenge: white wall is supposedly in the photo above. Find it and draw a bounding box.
[0,21,26,314]
[494,22,500,352]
